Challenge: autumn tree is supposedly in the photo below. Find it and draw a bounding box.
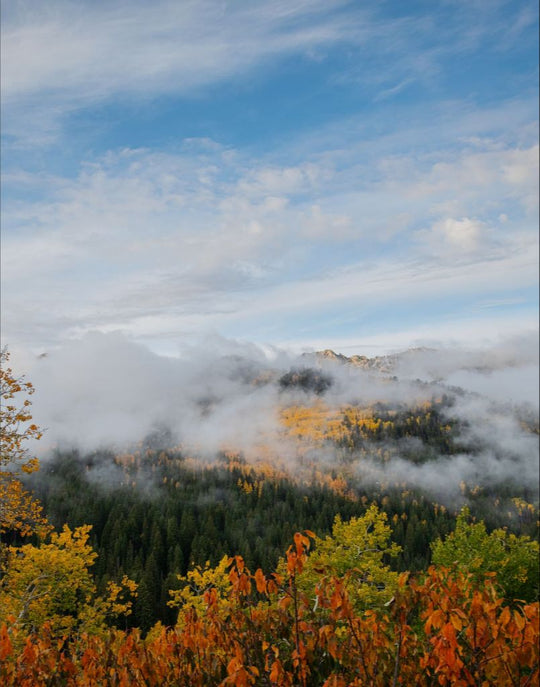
[0,523,138,640]
[288,505,401,611]
[431,506,540,601]
[168,554,232,618]
[0,348,48,541]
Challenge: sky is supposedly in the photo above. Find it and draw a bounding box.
[1,0,539,360]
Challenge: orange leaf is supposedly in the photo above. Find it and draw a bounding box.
[514,610,526,631]
[450,613,463,632]
[227,656,242,674]
[270,660,282,683]
[499,607,511,628]
[254,569,267,594]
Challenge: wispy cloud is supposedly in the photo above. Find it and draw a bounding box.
[1,1,351,99]
[1,0,360,144]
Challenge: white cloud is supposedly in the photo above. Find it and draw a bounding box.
[418,216,487,255]
[301,205,353,240]
[236,163,325,197]
[395,144,539,215]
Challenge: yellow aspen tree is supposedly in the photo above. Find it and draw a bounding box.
[0,348,48,539]
[0,524,138,637]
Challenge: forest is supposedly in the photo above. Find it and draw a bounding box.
[1,349,539,685]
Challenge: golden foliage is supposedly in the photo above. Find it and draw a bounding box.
[0,524,138,640]
[0,349,49,538]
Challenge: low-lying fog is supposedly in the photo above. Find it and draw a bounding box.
[14,330,540,499]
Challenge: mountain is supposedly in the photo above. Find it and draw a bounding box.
[303,347,435,374]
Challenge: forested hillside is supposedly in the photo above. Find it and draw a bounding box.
[26,440,538,632]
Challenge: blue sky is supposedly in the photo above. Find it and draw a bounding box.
[1,0,538,358]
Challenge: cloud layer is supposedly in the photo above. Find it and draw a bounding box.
[2,135,537,354]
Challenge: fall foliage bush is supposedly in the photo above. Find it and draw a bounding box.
[0,533,538,686]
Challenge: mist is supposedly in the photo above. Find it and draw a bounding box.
[19,330,540,499]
